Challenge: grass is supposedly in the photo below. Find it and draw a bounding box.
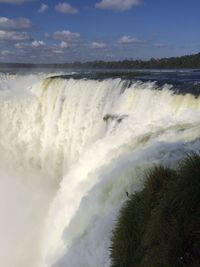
[110,153,200,267]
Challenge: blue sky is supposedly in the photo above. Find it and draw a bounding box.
[0,0,200,63]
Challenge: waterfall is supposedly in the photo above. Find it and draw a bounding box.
[0,74,200,267]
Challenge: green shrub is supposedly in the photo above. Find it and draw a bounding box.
[110,153,200,267]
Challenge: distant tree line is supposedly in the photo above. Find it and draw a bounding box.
[1,52,200,69]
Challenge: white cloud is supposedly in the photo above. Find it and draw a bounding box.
[38,4,48,13]
[52,30,80,41]
[0,0,34,4]
[118,35,144,44]
[55,2,78,14]
[60,41,68,48]
[15,40,46,49]
[0,50,12,56]
[52,49,64,54]
[0,17,31,30]
[14,43,24,48]
[0,30,30,41]
[44,32,50,38]
[95,0,141,11]
[31,40,46,47]
[91,41,106,49]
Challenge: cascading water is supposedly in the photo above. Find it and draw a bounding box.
[0,73,200,267]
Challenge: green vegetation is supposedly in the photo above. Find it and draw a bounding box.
[110,153,200,267]
[1,52,200,69]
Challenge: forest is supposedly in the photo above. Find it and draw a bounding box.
[1,52,200,69]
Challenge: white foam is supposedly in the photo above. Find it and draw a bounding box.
[0,74,199,267]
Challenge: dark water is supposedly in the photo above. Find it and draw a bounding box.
[137,69,200,96]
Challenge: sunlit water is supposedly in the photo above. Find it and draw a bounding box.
[0,71,200,267]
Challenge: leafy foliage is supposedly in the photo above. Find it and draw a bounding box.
[110,153,200,267]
